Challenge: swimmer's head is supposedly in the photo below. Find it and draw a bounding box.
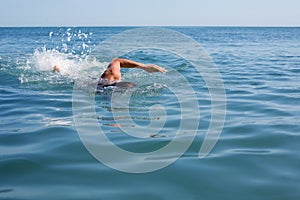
[53,65,60,72]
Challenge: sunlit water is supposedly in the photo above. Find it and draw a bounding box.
[0,27,300,199]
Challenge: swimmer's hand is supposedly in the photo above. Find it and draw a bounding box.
[53,65,60,72]
[139,64,167,73]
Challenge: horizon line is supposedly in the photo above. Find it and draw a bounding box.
[1,25,300,28]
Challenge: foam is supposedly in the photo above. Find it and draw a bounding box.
[24,47,109,86]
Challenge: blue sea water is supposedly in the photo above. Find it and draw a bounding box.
[0,27,299,199]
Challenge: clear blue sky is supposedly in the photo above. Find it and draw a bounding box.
[0,0,299,26]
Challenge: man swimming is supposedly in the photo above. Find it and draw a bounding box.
[98,58,166,87]
[53,58,167,87]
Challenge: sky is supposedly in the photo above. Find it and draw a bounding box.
[0,0,299,26]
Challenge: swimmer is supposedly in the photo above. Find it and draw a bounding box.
[53,58,167,87]
[98,58,166,87]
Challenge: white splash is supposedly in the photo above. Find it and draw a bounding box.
[31,48,106,74]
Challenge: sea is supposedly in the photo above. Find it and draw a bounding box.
[0,27,299,200]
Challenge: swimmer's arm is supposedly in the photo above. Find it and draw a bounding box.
[138,64,167,73]
[115,58,167,73]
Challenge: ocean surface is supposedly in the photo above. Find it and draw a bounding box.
[0,27,299,199]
